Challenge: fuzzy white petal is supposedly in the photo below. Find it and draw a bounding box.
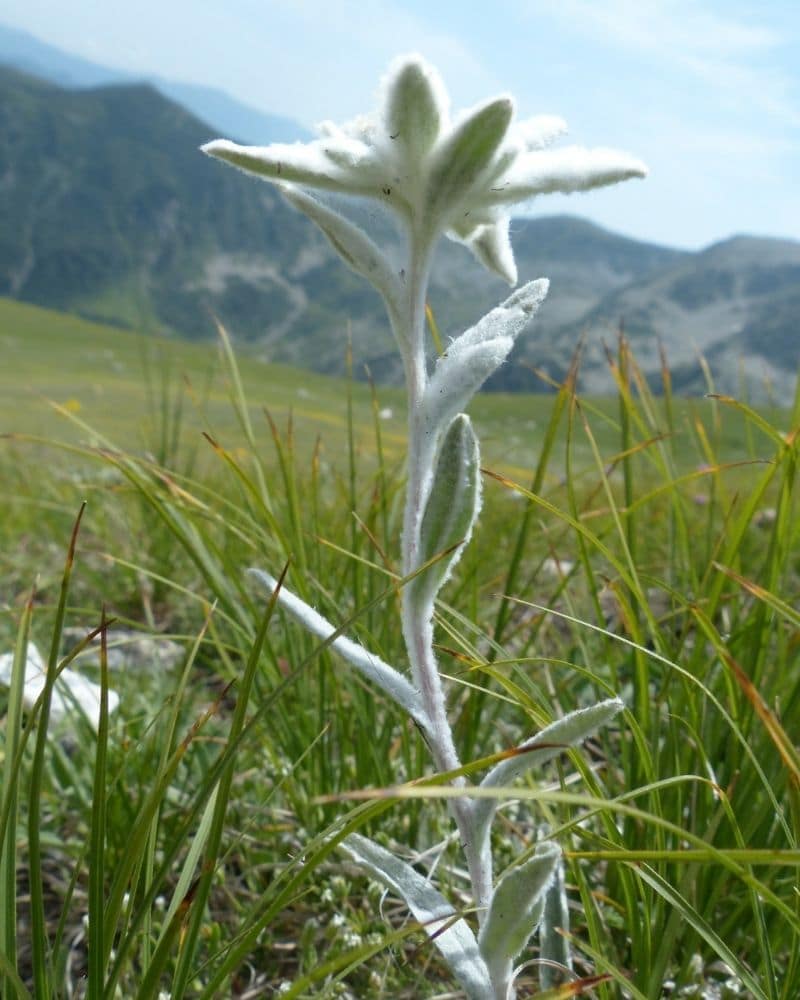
[382,55,449,160]
[426,97,514,219]
[466,219,518,286]
[201,138,384,198]
[488,146,648,205]
[511,115,568,151]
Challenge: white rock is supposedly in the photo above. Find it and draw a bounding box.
[0,642,119,731]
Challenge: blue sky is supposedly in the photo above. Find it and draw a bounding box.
[4,0,799,249]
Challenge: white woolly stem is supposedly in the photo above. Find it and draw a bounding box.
[398,222,492,919]
[400,225,453,762]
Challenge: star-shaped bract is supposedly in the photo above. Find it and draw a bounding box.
[202,55,646,285]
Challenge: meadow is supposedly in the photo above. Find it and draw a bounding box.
[1,296,799,998]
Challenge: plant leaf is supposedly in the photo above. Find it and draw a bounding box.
[0,642,120,732]
[539,855,573,989]
[384,56,445,162]
[413,414,481,604]
[280,185,403,326]
[473,698,624,851]
[427,97,513,218]
[488,145,647,205]
[453,279,549,353]
[422,279,548,433]
[247,569,429,730]
[201,138,382,199]
[478,841,561,984]
[466,217,517,286]
[342,833,494,1000]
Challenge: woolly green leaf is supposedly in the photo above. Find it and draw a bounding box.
[281,185,403,323]
[478,841,561,983]
[473,698,624,852]
[414,414,481,603]
[481,698,624,793]
[342,834,493,1000]
[427,97,513,217]
[539,856,572,989]
[248,569,429,730]
[422,280,548,434]
[385,57,445,161]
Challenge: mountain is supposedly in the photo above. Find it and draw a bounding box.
[0,21,310,143]
[539,234,800,395]
[0,65,797,398]
[0,66,317,336]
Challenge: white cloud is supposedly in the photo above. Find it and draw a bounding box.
[519,0,799,126]
[520,0,780,56]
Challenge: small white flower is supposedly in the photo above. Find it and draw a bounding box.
[0,641,120,732]
[342,929,363,949]
[203,54,646,286]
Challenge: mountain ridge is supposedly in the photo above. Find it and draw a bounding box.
[0,64,797,397]
[0,20,310,144]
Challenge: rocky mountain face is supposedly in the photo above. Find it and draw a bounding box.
[1,65,797,398]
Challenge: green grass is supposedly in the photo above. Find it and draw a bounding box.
[1,298,799,997]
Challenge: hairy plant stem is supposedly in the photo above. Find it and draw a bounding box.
[398,224,492,920]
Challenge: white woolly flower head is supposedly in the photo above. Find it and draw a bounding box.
[202,54,647,285]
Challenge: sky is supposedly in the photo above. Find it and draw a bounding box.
[2,0,799,250]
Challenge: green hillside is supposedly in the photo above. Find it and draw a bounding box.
[0,67,312,333]
[0,297,397,458]
[0,20,311,142]
[0,297,777,487]
[0,298,555,479]
[2,300,798,1000]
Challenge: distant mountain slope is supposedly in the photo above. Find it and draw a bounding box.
[0,66,312,331]
[545,234,800,394]
[0,65,797,397]
[0,21,310,142]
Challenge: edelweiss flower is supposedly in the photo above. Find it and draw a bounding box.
[211,56,641,1000]
[202,55,646,284]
